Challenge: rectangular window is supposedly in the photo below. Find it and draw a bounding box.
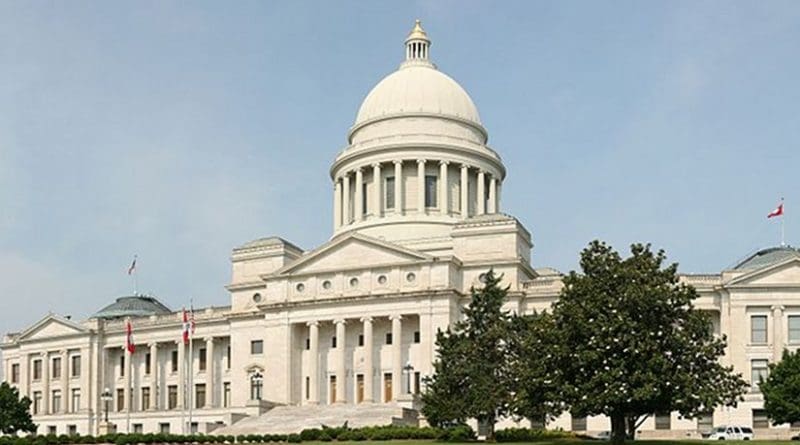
[385,177,395,209]
[358,334,364,347]
[751,315,768,344]
[199,348,207,372]
[145,353,152,375]
[305,338,310,350]
[356,374,364,403]
[790,316,800,342]
[116,388,124,412]
[71,389,80,413]
[385,333,393,345]
[413,331,421,344]
[33,359,42,381]
[168,385,178,410]
[33,392,42,415]
[171,350,179,373]
[655,412,671,430]
[331,336,337,348]
[251,340,264,355]
[329,375,337,404]
[68,425,78,436]
[425,175,437,207]
[159,423,170,434]
[751,359,769,391]
[141,387,150,411]
[223,382,231,408]
[571,415,587,431]
[753,409,769,429]
[362,182,368,216]
[414,371,421,394]
[48,426,57,435]
[133,424,143,434]
[305,376,310,400]
[70,355,81,378]
[51,390,61,413]
[195,384,206,409]
[52,357,61,380]
[697,411,713,431]
[11,363,19,384]
[119,355,125,377]
[226,345,231,370]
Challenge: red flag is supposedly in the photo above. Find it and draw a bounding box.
[127,256,137,275]
[125,319,135,354]
[182,308,190,345]
[768,201,784,219]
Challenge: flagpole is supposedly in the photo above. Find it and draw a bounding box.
[781,197,786,247]
[188,299,194,434]
[127,349,132,434]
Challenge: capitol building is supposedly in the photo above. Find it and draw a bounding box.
[3,21,800,439]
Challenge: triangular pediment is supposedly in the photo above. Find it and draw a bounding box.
[17,314,89,342]
[727,257,800,287]
[273,232,431,276]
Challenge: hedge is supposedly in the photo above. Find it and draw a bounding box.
[495,428,575,442]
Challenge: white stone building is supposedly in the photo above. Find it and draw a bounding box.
[2,21,799,439]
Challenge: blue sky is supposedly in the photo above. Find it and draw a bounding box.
[1,1,799,332]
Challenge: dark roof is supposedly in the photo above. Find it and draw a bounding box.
[733,246,800,270]
[91,295,172,320]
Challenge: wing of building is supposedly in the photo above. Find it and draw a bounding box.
[2,21,798,439]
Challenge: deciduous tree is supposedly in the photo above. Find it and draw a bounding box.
[0,381,36,435]
[761,349,800,426]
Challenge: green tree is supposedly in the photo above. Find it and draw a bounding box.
[0,381,37,435]
[761,349,800,426]
[549,241,747,443]
[421,270,513,441]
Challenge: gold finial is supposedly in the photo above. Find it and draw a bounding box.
[406,19,429,41]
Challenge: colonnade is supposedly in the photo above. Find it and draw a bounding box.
[333,159,502,230]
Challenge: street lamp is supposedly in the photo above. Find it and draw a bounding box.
[101,387,113,423]
[403,363,414,394]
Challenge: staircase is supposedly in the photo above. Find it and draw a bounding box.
[214,403,418,435]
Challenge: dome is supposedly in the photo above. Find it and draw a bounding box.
[91,295,172,320]
[733,246,800,270]
[354,65,483,128]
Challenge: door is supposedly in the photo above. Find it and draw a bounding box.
[356,374,364,403]
[383,373,393,402]
[329,376,337,404]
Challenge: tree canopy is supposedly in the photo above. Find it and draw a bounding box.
[0,381,36,435]
[761,349,800,426]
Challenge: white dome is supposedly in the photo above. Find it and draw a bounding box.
[354,64,483,128]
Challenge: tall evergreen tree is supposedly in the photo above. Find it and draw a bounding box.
[0,381,36,435]
[761,349,800,426]
[421,270,513,441]
[549,241,747,443]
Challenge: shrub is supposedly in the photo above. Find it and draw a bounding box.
[298,429,321,442]
[286,434,301,443]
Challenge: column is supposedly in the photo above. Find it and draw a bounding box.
[149,343,158,410]
[333,179,342,230]
[393,161,403,215]
[488,176,497,214]
[496,181,502,213]
[123,346,132,412]
[476,170,486,215]
[42,352,50,414]
[417,159,426,214]
[772,305,785,361]
[307,321,319,405]
[177,340,185,409]
[342,173,351,225]
[355,168,364,221]
[439,161,449,214]
[19,354,29,398]
[361,317,374,403]
[372,163,382,218]
[60,350,68,413]
[390,315,403,401]
[334,320,346,404]
[205,337,215,408]
[460,164,469,217]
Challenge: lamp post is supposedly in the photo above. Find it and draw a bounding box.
[101,387,112,423]
[403,363,414,394]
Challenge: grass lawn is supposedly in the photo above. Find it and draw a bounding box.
[299,441,793,445]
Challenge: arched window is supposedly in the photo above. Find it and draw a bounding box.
[250,371,263,401]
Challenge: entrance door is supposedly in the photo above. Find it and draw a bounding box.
[383,373,393,402]
[356,374,364,403]
[330,376,337,404]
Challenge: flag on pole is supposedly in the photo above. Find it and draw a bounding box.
[125,319,135,354]
[182,308,191,345]
[127,256,137,275]
[768,199,784,218]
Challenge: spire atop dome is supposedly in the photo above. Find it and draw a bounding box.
[404,19,431,65]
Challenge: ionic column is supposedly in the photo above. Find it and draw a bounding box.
[772,305,785,361]
[417,159,426,214]
[19,354,29,398]
[372,163,382,218]
[307,321,319,405]
[476,170,486,215]
[355,168,364,221]
[342,174,351,224]
[333,179,342,230]
[390,315,403,401]
[334,319,346,404]
[496,181,502,213]
[361,317,374,403]
[439,161,449,214]
[205,337,215,408]
[488,176,497,214]
[41,352,50,414]
[149,343,158,410]
[460,164,469,217]
[177,340,185,409]
[60,350,68,413]
[393,160,403,214]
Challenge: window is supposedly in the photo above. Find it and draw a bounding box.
[305,338,310,350]
[168,385,178,410]
[305,377,310,400]
[119,355,125,377]
[53,357,64,379]
[71,389,80,413]
[330,375,337,403]
[356,374,364,403]
[385,177,395,209]
[331,336,337,348]
[33,359,42,381]
[190,422,198,434]
[133,424,143,434]
[226,345,232,370]
[159,423,171,434]
[571,415,587,431]
[358,334,364,347]
[171,350,179,373]
[751,315,768,344]
[362,182,368,215]
[145,353,151,375]
[48,426,57,435]
[414,371,421,394]
[51,390,61,413]
[195,384,206,408]
[413,331,421,344]
[385,333,393,345]
[11,363,19,383]
[655,412,671,430]
[199,348,207,372]
[790,316,800,342]
[141,387,150,411]
[223,382,231,408]
[697,411,713,431]
[33,392,42,415]
[250,372,263,400]
[251,340,264,355]
[68,425,78,436]
[751,359,769,391]
[116,388,124,412]
[425,175,437,207]
[753,409,769,429]
[70,355,81,378]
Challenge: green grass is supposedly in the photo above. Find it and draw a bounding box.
[299,441,794,445]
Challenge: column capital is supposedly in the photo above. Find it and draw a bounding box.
[59,349,69,356]
[306,320,320,327]
[393,159,403,166]
[416,159,426,165]
[478,169,487,175]
[355,167,363,173]
[204,336,216,343]
[360,316,374,323]
[461,163,470,170]
[333,318,346,325]
[389,314,403,321]
[371,162,381,169]
[439,160,450,166]
[40,351,48,357]
[771,305,786,312]
[148,342,158,348]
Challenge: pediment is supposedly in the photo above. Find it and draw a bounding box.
[727,258,800,287]
[18,314,88,342]
[273,233,431,276]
